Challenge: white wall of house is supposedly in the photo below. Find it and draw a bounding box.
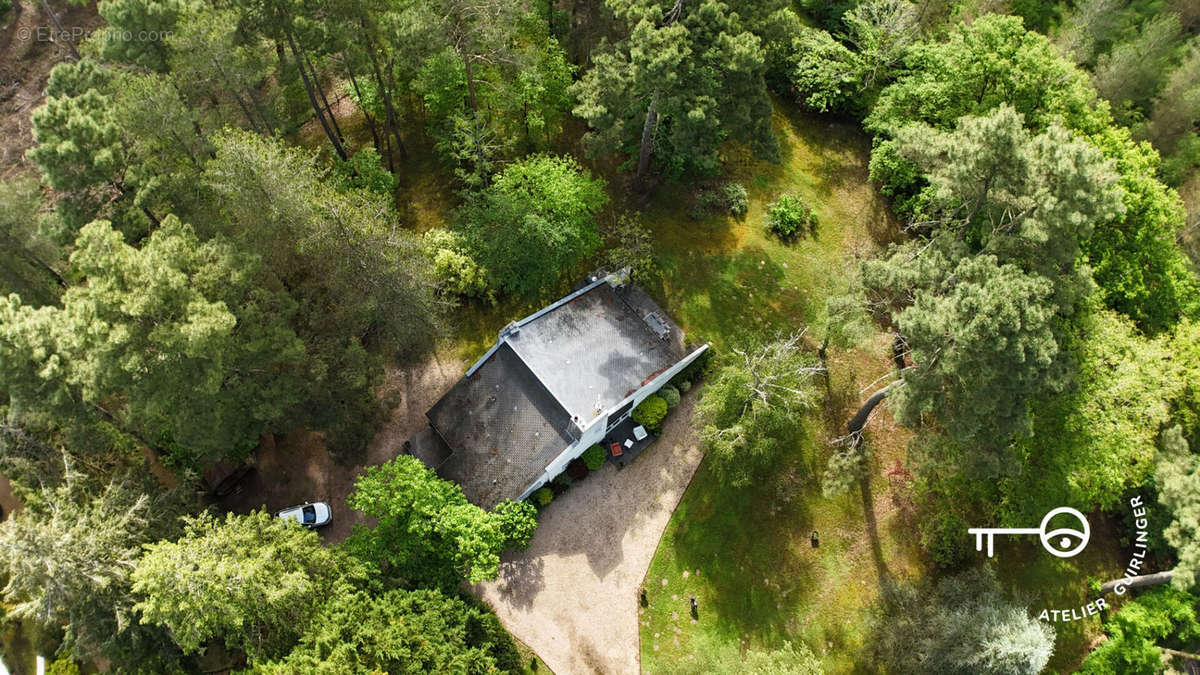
[516,343,710,501]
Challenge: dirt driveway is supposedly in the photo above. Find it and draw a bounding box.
[471,393,704,675]
[218,354,466,542]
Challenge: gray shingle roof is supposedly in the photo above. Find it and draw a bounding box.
[427,343,574,508]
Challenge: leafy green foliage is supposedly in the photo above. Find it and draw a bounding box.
[0,176,62,304]
[1157,425,1200,591]
[203,130,441,454]
[98,0,193,71]
[346,456,538,588]
[455,154,607,297]
[863,14,1199,331]
[331,147,398,196]
[1079,586,1200,674]
[660,385,681,408]
[871,567,1055,674]
[132,510,364,660]
[257,589,522,673]
[533,486,553,507]
[765,193,817,240]
[722,183,749,218]
[0,216,307,467]
[572,0,776,181]
[1000,310,1185,525]
[696,335,820,487]
[786,25,861,114]
[632,395,668,434]
[422,228,494,302]
[1086,125,1200,332]
[28,61,125,231]
[866,15,1105,142]
[582,444,606,471]
[603,211,656,280]
[1091,13,1183,124]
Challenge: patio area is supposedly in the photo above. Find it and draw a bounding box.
[604,416,655,468]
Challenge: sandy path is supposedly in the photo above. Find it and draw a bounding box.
[218,354,466,543]
[471,393,704,675]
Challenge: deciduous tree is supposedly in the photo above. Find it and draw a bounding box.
[695,332,823,487]
[345,456,538,589]
[454,154,607,297]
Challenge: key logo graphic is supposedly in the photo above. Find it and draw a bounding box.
[968,507,1090,558]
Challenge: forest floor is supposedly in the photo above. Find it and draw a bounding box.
[0,0,99,180]
[471,391,704,675]
[218,355,466,543]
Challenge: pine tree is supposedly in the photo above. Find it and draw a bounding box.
[572,0,775,190]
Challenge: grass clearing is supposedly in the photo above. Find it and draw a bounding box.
[632,103,925,673]
[634,102,1121,673]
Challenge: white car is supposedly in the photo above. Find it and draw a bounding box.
[276,502,332,528]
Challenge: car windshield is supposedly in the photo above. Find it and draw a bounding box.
[302,505,316,524]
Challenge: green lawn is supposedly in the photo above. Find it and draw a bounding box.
[632,104,926,673]
[631,104,1121,673]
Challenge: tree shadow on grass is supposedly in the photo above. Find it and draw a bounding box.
[858,473,894,593]
[665,454,819,645]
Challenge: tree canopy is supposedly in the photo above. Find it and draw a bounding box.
[346,456,538,588]
[454,154,607,297]
[256,589,522,673]
[132,510,367,660]
[695,333,822,487]
[573,0,775,187]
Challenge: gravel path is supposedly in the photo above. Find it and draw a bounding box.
[471,393,704,675]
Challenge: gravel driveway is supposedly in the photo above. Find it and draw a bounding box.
[471,393,704,675]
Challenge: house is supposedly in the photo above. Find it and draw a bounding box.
[415,269,709,508]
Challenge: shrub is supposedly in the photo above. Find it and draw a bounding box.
[331,147,398,196]
[581,444,606,471]
[691,183,750,219]
[919,509,971,568]
[533,487,553,507]
[566,458,589,480]
[766,194,817,240]
[670,346,714,389]
[422,228,494,301]
[677,379,692,393]
[722,183,749,218]
[660,385,681,408]
[689,189,723,219]
[632,395,668,433]
[47,660,81,675]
